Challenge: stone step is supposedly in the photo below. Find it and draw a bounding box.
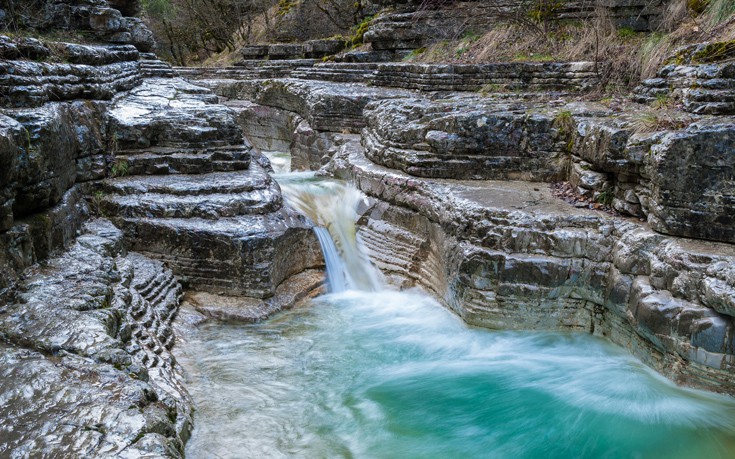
[100,188,282,219]
[108,78,242,150]
[101,169,273,196]
[116,146,251,175]
[101,167,282,219]
[291,67,376,83]
[114,210,318,298]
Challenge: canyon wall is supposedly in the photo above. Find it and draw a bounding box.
[183,54,735,394]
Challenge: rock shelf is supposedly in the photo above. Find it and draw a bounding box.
[188,59,735,394]
[331,139,735,393]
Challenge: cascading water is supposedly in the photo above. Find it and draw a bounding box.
[180,164,735,459]
[280,177,383,293]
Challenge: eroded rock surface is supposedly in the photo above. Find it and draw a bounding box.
[185,60,735,394]
[330,139,735,393]
[101,78,323,297]
[0,219,190,458]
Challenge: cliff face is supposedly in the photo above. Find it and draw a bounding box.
[0,1,322,457]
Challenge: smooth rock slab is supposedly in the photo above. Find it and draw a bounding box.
[108,78,242,149]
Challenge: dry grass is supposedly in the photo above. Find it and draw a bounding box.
[410,0,735,91]
[630,110,693,134]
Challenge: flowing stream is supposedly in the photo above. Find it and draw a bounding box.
[180,167,735,458]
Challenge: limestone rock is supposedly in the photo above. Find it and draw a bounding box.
[646,121,735,244]
[0,219,191,458]
[329,138,735,393]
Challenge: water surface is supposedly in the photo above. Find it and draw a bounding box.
[180,290,735,458]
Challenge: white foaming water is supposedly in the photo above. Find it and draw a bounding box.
[280,178,383,293]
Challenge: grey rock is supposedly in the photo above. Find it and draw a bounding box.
[329,137,735,393]
[646,122,735,244]
[0,219,191,458]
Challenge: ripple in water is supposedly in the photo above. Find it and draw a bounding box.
[180,290,735,458]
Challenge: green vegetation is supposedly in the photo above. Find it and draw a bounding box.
[110,159,129,178]
[512,52,555,62]
[651,93,674,110]
[705,0,735,26]
[691,41,735,63]
[89,191,107,217]
[347,15,373,47]
[527,0,565,23]
[553,110,576,151]
[277,0,299,17]
[617,27,637,39]
[595,190,614,206]
[402,47,427,61]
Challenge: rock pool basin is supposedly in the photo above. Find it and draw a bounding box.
[178,289,735,458]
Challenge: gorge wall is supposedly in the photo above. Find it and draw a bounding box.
[0,1,323,456]
[1,0,735,456]
[182,50,735,395]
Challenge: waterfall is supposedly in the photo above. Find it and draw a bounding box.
[281,178,382,293]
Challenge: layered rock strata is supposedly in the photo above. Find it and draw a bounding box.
[1,2,326,455]
[363,0,666,54]
[0,39,142,107]
[183,61,602,92]
[0,0,155,52]
[193,60,735,393]
[240,39,345,60]
[0,219,190,457]
[635,41,735,115]
[99,77,323,297]
[184,69,734,245]
[330,138,735,394]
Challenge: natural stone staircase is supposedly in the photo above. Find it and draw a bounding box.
[175,59,318,81]
[100,77,321,297]
[635,42,735,114]
[372,62,603,92]
[330,137,735,393]
[290,63,380,84]
[114,144,251,175]
[0,40,141,107]
[140,52,177,78]
[181,61,602,93]
[99,169,282,219]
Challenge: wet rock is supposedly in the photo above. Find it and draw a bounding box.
[108,78,240,149]
[646,122,735,243]
[0,219,191,458]
[0,57,141,107]
[330,138,735,393]
[362,96,567,180]
[103,78,324,297]
[184,269,325,322]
